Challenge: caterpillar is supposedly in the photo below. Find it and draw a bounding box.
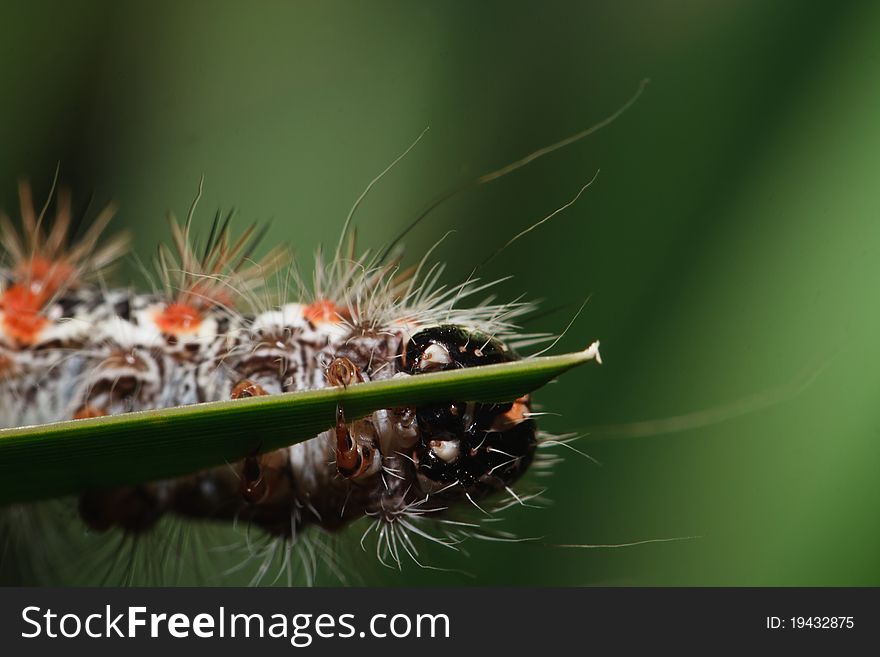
[0,84,655,585]
[0,177,569,584]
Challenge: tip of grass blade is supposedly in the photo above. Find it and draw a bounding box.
[584,340,602,365]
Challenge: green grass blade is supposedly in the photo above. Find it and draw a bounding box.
[0,344,600,504]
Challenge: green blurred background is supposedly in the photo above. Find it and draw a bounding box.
[3,0,879,585]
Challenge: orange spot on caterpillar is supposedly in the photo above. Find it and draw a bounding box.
[0,284,49,345]
[304,299,348,325]
[491,394,532,432]
[15,257,76,298]
[153,302,202,335]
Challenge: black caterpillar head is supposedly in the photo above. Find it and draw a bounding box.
[404,325,537,492]
[404,324,512,373]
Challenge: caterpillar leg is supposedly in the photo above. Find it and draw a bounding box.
[334,404,381,480]
[231,378,269,400]
[72,404,108,420]
[325,356,364,387]
[226,379,299,533]
[79,483,168,533]
[326,357,381,481]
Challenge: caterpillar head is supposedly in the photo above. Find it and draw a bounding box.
[404,325,537,493]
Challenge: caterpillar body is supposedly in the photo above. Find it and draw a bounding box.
[0,165,595,583]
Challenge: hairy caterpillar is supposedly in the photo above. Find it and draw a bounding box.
[0,85,655,585]
[0,179,563,584]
